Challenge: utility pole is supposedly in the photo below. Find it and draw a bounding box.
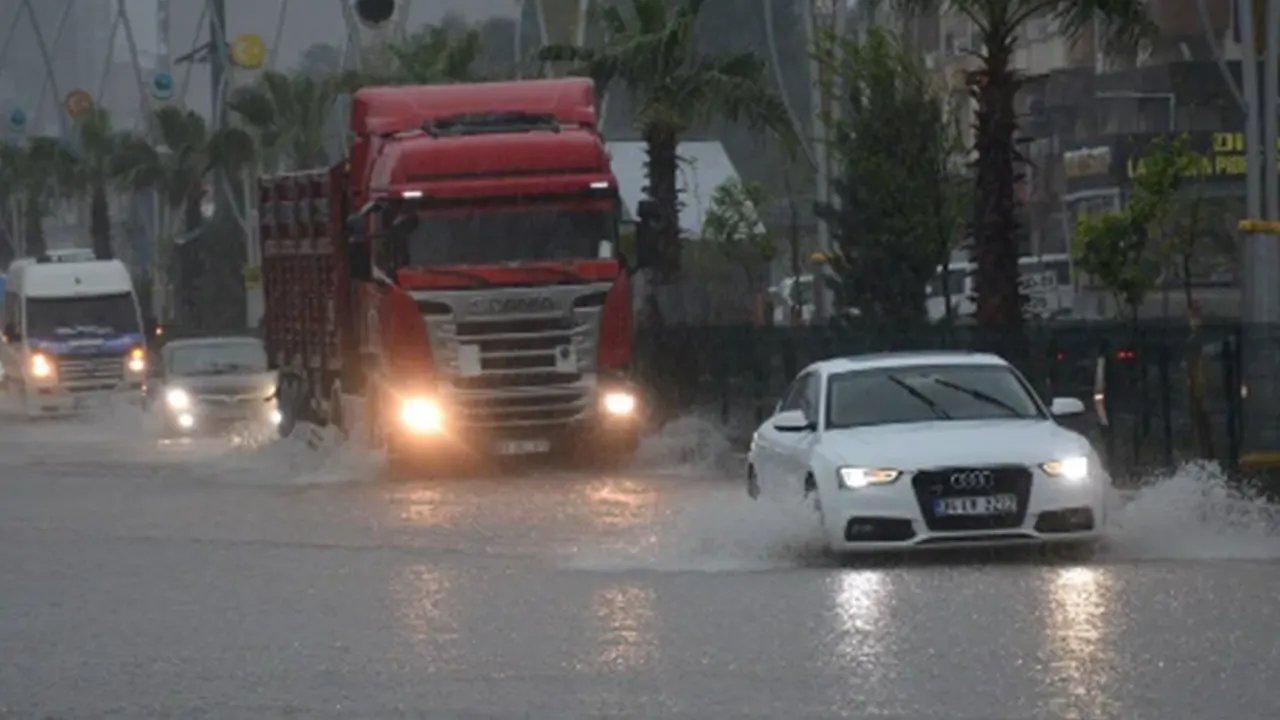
[1239,0,1280,451]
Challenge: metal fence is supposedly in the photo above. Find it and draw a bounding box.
[635,321,1249,481]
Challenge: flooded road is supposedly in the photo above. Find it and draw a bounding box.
[1,405,1278,718]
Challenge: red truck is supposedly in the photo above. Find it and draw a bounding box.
[259,78,642,467]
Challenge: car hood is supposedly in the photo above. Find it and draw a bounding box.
[166,371,276,399]
[817,418,1092,470]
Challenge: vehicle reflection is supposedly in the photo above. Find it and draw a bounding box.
[590,583,658,672]
[829,570,892,680]
[1043,565,1119,718]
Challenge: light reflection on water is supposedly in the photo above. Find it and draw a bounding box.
[582,477,657,531]
[1043,565,1119,719]
[391,564,461,663]
[829,570,892,680]
[590,583,658,672]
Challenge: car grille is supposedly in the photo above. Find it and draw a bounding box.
[912,467,1032,531]
[417,286,607,429]
[57,356,124,386]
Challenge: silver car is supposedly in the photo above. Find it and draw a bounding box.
[153,337,280,436]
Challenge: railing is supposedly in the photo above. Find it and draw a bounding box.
[635,321,1251,481]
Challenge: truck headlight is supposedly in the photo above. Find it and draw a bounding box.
[400,397,444,435]
[166,387,192,411]
[1042,456,1089,482]
[29,352,54,379]
[838,467,902,489]
[601,390,637,417]
[127,347,146,373]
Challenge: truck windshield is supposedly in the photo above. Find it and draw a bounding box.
[406,207,616,266]
[26,293,138,339]
[168,341,268,376]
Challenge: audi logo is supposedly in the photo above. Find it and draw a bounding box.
[949,470,995,490]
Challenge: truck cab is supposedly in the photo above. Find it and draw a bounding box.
[1,258,146,415]
[260,79,640,465]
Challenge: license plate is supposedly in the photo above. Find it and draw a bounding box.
[933,494,1018,517]
[494,438,551,456]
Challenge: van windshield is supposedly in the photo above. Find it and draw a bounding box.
[26,293,139,339]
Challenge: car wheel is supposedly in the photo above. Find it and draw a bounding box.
[746,465,761,499]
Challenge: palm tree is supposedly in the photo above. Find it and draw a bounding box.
[229,71,338,172]
[339,23,482,90]
[898,0,1149,328]
[114,107,255,327]
[540,0,791,278]
[0,142,18,266]
[11,137,78,260]
[69,107,128,260]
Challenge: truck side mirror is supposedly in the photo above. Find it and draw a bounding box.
[634,199,659,270]
[348,239,372,281]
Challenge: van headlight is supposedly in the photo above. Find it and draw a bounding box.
[838,467,902,489]
[29,352,54,379]
[400,397,445,435]
[165,387,192,411]
[1042,456,1089,482]
[127,347,146,373]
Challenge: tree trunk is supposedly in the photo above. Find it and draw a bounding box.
[644,124,681,281]
[90,181,113,260]
[1183,253,1216,459]
[972,33,1023,329]
[23,193,45,259]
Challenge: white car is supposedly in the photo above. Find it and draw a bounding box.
[748,352,1107,552]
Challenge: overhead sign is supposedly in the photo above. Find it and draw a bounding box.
[64,90,93,120]
[230,34,267,69]
[151,71,174,101]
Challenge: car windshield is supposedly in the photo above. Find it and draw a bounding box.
[167,341,267,376]
[406,206,617,266]
[26,293,138,339]
[826,364,1043,429]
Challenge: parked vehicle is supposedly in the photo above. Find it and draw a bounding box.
[926,254,1076,322]
[0,258,146,416]
[259,79,642,469]
[152,337,280,437]
[748,352,1106,553]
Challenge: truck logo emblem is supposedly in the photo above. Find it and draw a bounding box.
[469,296,555,315]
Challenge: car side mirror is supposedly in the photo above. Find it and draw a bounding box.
[1051,397,1085,417]
[773,409,815,433]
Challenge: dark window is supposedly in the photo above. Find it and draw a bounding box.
[25,293,139,340]
[406,207,618,266]
[827,364,1044,429]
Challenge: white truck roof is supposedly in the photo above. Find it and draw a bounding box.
[6,259,135,299]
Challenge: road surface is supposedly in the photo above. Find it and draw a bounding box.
[1,405,1278,718]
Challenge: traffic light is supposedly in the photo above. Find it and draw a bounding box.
[353,0,396,26]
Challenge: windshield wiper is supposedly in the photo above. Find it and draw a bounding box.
[886,374,951,420]
[930,377,1025,417]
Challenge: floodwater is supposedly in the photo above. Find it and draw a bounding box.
[1,400,1278,718]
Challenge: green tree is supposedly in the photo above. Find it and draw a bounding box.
[11,137,78,259]
[69,107,128,260]
[816,29,965,326]
[339,23,482,90]
[898,0,1150,328]
[701,179,776,303]
[114,107,255,327]
[0,142,18,266]
[229,71,338,172]
[541,0,791,279]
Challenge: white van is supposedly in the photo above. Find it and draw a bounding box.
[926,254,1076,322]
[1,258,147,415]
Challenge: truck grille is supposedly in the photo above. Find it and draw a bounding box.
[57,356,124,386]
[416,285,608,429]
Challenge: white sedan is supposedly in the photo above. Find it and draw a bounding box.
[748,352,1107,552]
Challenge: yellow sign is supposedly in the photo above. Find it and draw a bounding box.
[1238,219,1280,234]
[230,34,267,69]
[64,89,93,119]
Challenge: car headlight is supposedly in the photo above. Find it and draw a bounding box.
[176,412,195,430]
[400,397,444,435]
[29,352,54,379]
[1042,456,1089,482]
[601,390,637,417]
[838,467,902,489]
[127,347,146,373]
[165,387,192,411]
